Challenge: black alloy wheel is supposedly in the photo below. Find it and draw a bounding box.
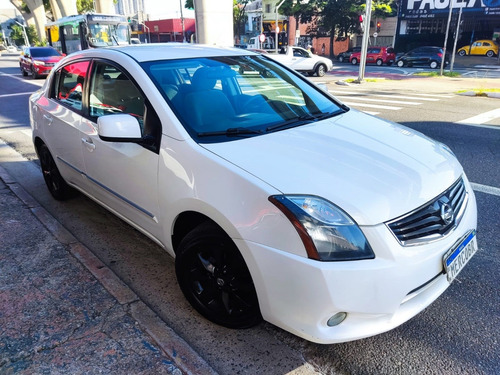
[38,143,75,200]
[175,222,262,329]
[31,65,39,79]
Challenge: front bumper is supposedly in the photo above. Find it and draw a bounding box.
[238,186,477,344]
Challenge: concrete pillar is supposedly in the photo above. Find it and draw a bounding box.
[194,0,233,46]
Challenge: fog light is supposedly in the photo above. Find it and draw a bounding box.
[327,312,347,327]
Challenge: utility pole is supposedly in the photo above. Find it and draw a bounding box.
[179,0,186,42]
[440,1,454,76]
[356,0,372,83]
[450,6,462,72]
[275,0,285,53]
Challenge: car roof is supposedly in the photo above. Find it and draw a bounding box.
[66,43,258,63]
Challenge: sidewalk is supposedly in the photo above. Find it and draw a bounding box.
[0,165,217,375]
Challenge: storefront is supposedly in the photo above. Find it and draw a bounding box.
[395,0,500,52]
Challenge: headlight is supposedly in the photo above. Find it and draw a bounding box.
[269,195,374,261]
[33,60,45,66]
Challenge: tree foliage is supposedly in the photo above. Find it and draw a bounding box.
[9,23,40,46]
[279,0,315,29]
[77,0,95,13]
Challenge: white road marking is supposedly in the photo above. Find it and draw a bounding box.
[0,92,33,98]
[471,183,500,197]
[457,108,500,125]
[342,101,402,110]
[334,95,421,105]
[373,94,440,101]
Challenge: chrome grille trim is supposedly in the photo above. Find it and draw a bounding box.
[386,177,468,246]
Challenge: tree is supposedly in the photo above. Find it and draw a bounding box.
[279,0,315,41]
[233,0,249,43]
[310,0,364,58]
[77,0,95,14]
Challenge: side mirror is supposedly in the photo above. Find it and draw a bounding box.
[97,114,142,142]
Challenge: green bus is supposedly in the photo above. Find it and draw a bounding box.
[46,13,131,55]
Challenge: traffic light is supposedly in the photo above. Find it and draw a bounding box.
[376,22,381,33]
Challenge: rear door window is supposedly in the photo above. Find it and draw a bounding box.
[53,61,90,112]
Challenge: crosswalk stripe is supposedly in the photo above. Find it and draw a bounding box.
[343,101,402,110]
[334,95,421,105]
[373,94,440,101]
[409,93,454,98]
[457,108,500,125]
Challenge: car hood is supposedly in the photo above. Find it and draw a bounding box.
[201,111,463,225]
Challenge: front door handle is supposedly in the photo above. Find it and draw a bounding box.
[81,137,96,151]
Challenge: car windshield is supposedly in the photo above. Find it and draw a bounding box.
[31,48,61,58]
[142,55,346,143]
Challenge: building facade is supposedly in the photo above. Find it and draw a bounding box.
[395,0,500,52]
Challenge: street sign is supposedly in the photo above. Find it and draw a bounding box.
[373,32,378,37]
[259,33,265,43]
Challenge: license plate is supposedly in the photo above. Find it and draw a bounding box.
[443,230,478,282]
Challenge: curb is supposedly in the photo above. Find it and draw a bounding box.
[0,163,218,375]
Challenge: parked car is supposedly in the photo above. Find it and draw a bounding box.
[20,46,64,79]
[457,40,498,57]
[336,46,361,63]
[350,46,396,66]
[6,45,19,53]
[396,46,450,69]
[29,44,477,344]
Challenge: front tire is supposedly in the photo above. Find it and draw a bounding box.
[38,143,75,200]
[458,50,466,57]
[175,222,262,329]
[397,60,405,67]
[31,66,39,79]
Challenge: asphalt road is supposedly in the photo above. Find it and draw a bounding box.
[1,55,499,375]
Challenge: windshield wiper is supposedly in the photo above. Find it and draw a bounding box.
[197,127,264,137]
[266,109,345,132]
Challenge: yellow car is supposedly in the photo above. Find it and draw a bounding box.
[457,40,498,57]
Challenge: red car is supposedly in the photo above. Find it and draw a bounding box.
[20,46,64,79]
[350,46,396,66]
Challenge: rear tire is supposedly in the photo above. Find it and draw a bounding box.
[315,64,326,77]
[486,50,495,58]
[175,222,262,329]
[38,143,75,200]
[376,59,383,66]
[397,60,405,67]
[429,60,438,69]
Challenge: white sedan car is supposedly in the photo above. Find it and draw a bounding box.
[29,44,478,344]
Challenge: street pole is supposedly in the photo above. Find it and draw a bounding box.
[450,6,462,72]
[179,0,186,42]
[275,0,285,53]
[14,21,29,47]
[440,1,454,76]
[357,0,372,83]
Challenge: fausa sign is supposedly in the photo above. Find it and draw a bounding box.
[401,0,500,18]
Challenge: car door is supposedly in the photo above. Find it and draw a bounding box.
[81,60,163,240]
[35,60,90,189]
[289,47,312,70]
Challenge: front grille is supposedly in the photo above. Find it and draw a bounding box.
[387,178,467,245]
